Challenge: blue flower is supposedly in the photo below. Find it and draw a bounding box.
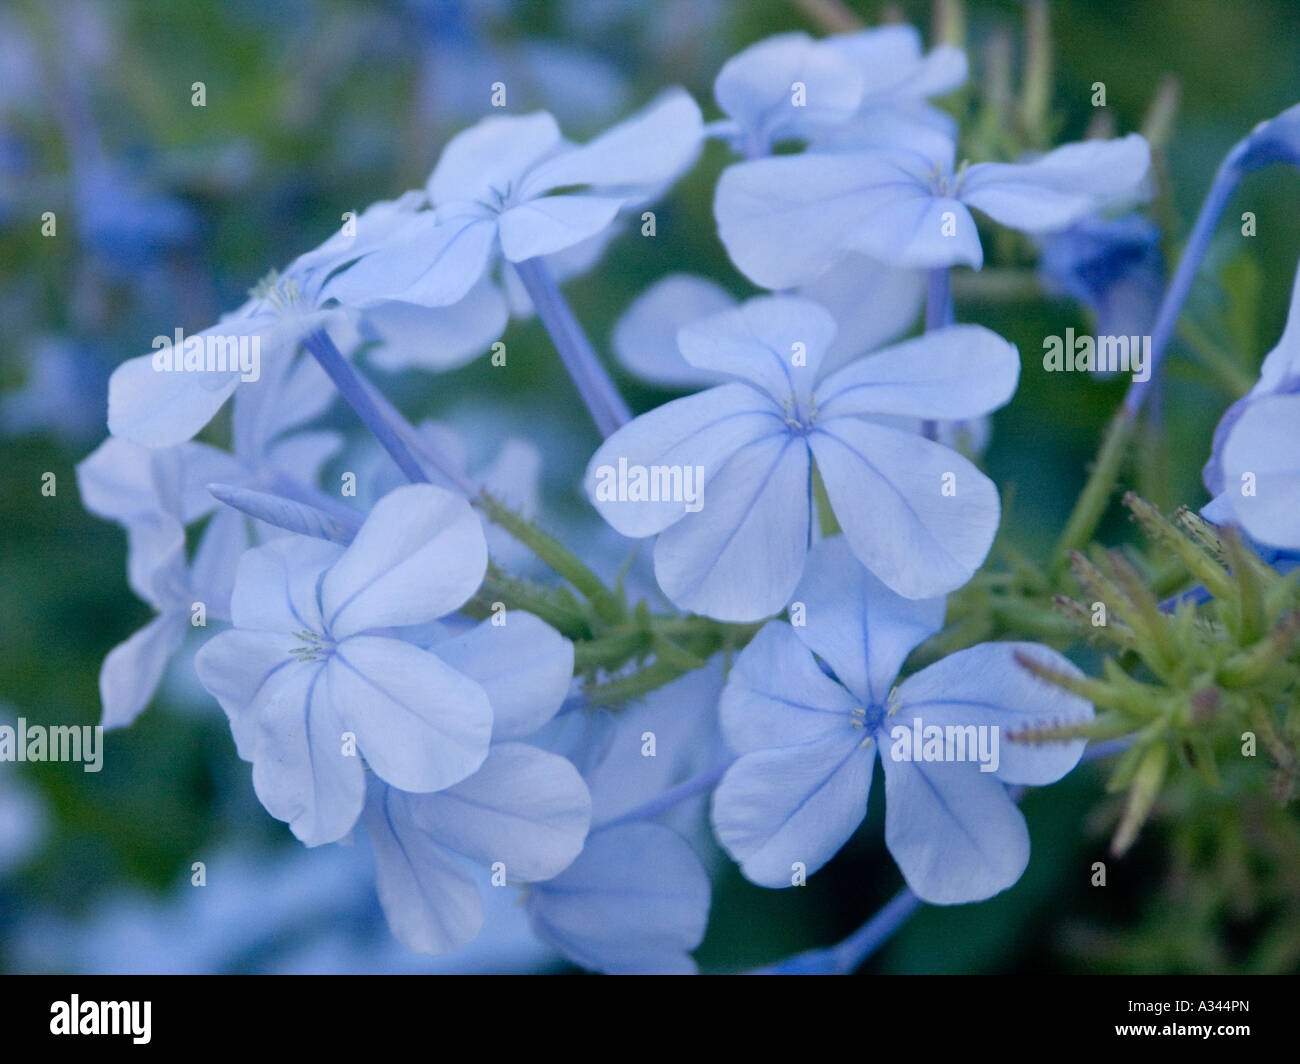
[715,132,1151,287]
[1037,213,1164,341]
[324,90,703,310]
[107,193,505,447]
[585,294,1020,620]
[612,255,924,390]
[1226,102,1300,173]
[195,484,495,846]
[1203,254,1300,549]
[364,743,591,956]
[711,537,1093,903]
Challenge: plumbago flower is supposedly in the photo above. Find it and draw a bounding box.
[106,191,506,448]
[195,484,503,847]
[716,129,1151,287]
[712,537,1094,903]
[585,294,1020,621]
[612,255,925,390]
[709,26,965,159]
[1203,256,1300,554]
[322,88,703,311]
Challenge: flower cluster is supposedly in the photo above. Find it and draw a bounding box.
[74,12,1300,975]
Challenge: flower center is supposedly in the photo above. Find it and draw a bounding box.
[931,158,970,198]
[250,269,304,313]
[782,393,819,434]
[289,628,334,663]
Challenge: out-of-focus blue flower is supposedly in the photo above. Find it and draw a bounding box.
[194,484,495,846]
[612,254,924,390]
[711,32,865,158]
[586,295,1019,620]
[711,537,1093,903]
[716,133,1151,286]
[1038,213,1164,341]
[324,90,703,309]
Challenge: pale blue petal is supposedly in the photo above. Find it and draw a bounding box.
[612,273,735,389]
[881,753,1028,904]
[431,612,574,741]
[194,628,299,759]
[527,823,709,974]
[653,433,810,622]
[107,352,242,448]
[844,189,983,269]
[361,279,508,373]
[1220,393,1300,549]
[250,660,365,846]
[324,210,497,309]
[896,642,1093,785]
[811,417,1000,598]
[961,134,1152,234]
[427,111,562,205]
[229,535,341,633]
[711,731,871,887]
[498,193,624,261]
[676,294,835,403]
[719,622,860,754]
[363,780,484,955]
[404,742,591,880]
[321,484,487,637]
[98,612,187,730]
[715,152,897,288]
[814,324,1020,420]
[795,253,924,375]
[327,635,493,793]
[517,88,702,198]
[584,382,782,538]
[792,536,945,705]
[713,32,863,149]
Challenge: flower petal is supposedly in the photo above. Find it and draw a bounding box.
[362,279,508,373]
[250,661,365,846]
[896,642,1093,786]
[719,621,860,754]
[527,823,709,974]
[404,742,591,881]
[517,88,702,198]
[98,612,187,730]
[229,535,341,633]
[328,636,492,793]
[498,194,625,262]
[653,433,811,621]
[321,483,487,637]
[676,294,835,403]
[881,752,1028,904]
[792,536,945,706]
[811,417,1000,598]
[431,612,574,741]
[712,731,871,888]
[814,324,1020,420]
[961,134,1152,234]
[1220,393,1300,550]
[612,273,736,389]
[584,382,782,538]
[427,111,562,205]
[363,781,484,955]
